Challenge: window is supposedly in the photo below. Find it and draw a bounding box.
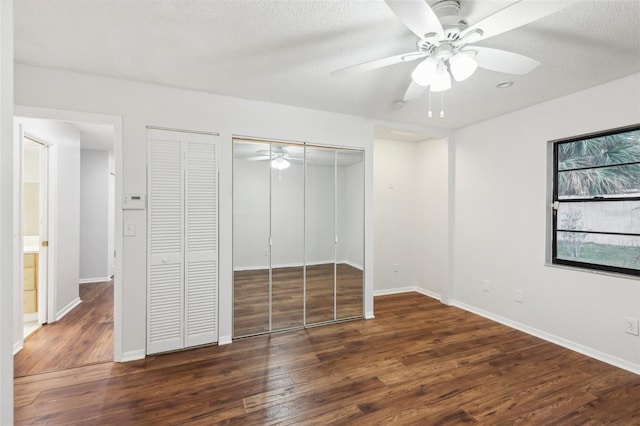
[552,124,640,276]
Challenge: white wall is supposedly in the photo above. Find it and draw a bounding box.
[415,138,450,297]
[374,138,418,293]
[0,2,14,423]
[271,162,305,267]
[338,159,365,268]
[233,155,365,270]
[306,164,338,265]
[15,64,375,353]
[373,137,450,296]
[451,73,640,372]
[233,156,271,269]
[15,118,81,330]
[80,149,110,282]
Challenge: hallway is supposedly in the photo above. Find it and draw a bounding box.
[14,280,113,377]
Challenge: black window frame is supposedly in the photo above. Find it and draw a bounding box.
[551,123,640,277]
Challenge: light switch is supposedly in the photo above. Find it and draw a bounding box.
[124,221,136,237]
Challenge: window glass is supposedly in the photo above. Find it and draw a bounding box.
[552,125,640,276]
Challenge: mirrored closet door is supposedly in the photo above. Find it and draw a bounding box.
[335,150,365,320]
[233,139,364,338]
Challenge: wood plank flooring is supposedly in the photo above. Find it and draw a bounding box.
[15,292,640,424]
[14,280,113,377]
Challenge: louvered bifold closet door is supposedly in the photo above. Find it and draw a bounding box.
[147,129,219,355]
[147,132,185,354]
[185,138,218,347]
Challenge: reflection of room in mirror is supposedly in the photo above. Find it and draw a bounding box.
[232,139,364,338]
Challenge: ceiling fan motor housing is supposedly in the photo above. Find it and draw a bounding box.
[431,0,467,40]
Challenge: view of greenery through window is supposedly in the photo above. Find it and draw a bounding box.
[554,127,640,275]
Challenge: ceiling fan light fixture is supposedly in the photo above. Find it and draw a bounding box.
[430,62,451,92]
[271,157,290,170]
[411,57,438,86]
[449,51,478,82]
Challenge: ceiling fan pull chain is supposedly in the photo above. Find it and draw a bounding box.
[428,90,433,119]
[440,92,445,119]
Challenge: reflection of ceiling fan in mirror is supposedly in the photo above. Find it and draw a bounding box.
[246,146,303,170]
[333,0,577,102]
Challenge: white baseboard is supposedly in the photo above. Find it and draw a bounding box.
[56,297,82,321]
[365,311,375,319]
[374,286,441,301]
[374,286,416,296]
[414,287,441,300]
[79,277,112,284]
[13,340,24,355]
[119,349,146,362]
[453,300,640,376]
[218,335,232,345]
[342,260,363,270]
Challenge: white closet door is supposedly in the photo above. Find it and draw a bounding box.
[185,137,218,347]
[147,129,218,355]
[147,132,185,354]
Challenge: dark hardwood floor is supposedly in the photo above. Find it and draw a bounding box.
[14,291,640,424]
[14,280,113,377]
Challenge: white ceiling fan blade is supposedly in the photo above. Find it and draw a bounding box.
[384,0,444,39]
[403,80,426,101]
[332,52,426,77]
[461,0,579,42]
[472,47,540,75]
[245,155,270,161]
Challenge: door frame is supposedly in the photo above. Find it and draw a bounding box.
[14,105,124,361]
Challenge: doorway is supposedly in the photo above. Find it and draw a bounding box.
[13,106,123,366]
[21,135,48,338]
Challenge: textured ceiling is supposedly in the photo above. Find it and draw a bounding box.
[14,0,640,131]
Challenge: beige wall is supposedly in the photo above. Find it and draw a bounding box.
[22,182,38,236]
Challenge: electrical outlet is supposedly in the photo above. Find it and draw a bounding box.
[482,279,491,293]
[393,263,399,273]
[624,317,639,336]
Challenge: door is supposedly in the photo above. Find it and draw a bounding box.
[147,129,218,354]
[233,139,365,338]
[270,143,304,331]
[305,146,336,325]
[336,150,364,320]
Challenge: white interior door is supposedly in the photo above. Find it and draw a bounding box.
[37,142,49,326]
[147,134,185,354]
[184,140,218,347]
[147,129,218,355]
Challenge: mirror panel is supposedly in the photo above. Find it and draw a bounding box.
[271,144,305,331]
[234,140,365,337]
[305,147,336,324]
[233,141,271,337]
[336,150,365,319]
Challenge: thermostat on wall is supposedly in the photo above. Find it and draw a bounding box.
[122,194,146,210]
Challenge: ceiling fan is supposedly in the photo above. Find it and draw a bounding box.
[246,146,303,170]
[332,0,577,102]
